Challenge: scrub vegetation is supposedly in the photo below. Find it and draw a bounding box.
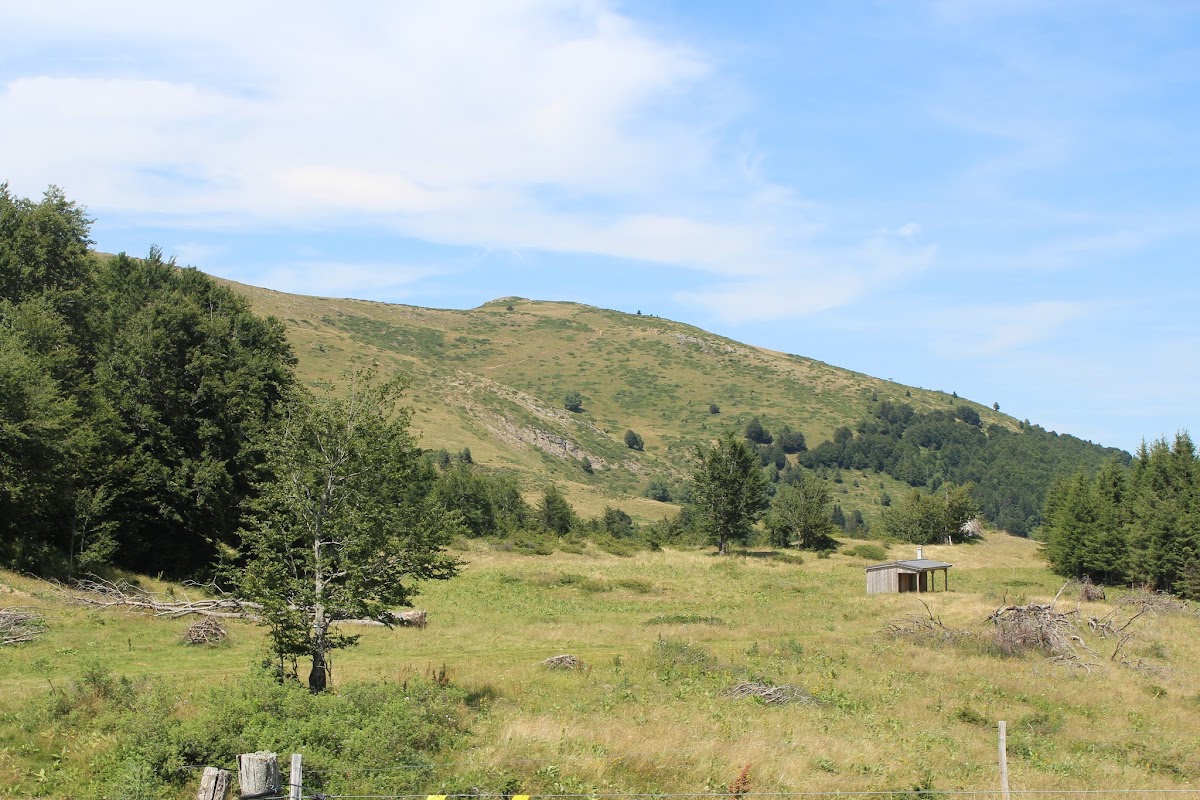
[4,536,1200,797]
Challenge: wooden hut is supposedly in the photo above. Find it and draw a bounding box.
[865,546,952,594]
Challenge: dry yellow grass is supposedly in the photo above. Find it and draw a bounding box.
[5,533,1197,795]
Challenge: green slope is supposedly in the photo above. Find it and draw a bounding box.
[224,281,1019,522]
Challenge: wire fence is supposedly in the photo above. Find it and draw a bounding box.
[196,755,1200,800]
[296,792,1200,799]
[230,787,1200,800]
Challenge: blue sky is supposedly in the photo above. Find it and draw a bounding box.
[3,1,1197,453]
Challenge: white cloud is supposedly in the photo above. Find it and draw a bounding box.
[932,300,1095,357]
[0,0,897,301]
[676,238,937,323]
[231,262,447,301]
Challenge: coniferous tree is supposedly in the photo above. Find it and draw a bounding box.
[692,432,770,555]
[538,485,575,534]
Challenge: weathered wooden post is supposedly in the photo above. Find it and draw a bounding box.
[288,753,303,800]
[196,767,232,800]
[998,720,1010,800]
[238,752,281,800]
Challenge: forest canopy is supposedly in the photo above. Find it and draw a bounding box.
[797,400,1128,536]
[1,185,296,576]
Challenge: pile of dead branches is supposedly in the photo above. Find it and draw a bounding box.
[1076,577,1106,602]
[1117,588,1189,615]
[725,680,819,706]
[184,617,227,645]
[884,600,968,645]
[0,607,45,645]
[986,589,1098,670]
[541,654,584,670]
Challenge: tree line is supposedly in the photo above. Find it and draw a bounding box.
[1042,433,1200,598]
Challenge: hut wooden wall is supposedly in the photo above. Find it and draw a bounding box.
[866,567,899,594]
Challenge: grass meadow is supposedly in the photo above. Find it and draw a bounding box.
[3,534,1200,797]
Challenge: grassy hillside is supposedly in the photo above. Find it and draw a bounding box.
[228,283,1015,523]
[3,536,1199,796]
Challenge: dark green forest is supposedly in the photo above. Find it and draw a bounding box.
[794,400,1128,536]
[1042,433,1200,598]
[1,185,295,577]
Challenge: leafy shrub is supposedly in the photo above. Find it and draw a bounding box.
[26,664,473,797]
[844,544,889,561]
[954,706,989,726]
[745,416,772,444]
[644,476,673,502]
[624,430,644,450]
[563,390,584,412]
[174,671,470,794]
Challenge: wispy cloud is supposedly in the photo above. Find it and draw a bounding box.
[239,262,447,301]
[931,300,1098,357]
[676,237,937,323]
[0,0,899,304]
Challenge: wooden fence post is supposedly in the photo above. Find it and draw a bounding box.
[998,720,1010,800]
[288,753,303,800]
[238,752,281,800]
[196,767,232,800]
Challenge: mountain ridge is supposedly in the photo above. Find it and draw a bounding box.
[216,275,1113,530]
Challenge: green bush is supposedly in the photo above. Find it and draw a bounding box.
[22,664,474,798]
[843,544,889,561]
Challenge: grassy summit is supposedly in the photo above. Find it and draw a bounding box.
[227,282,1010,522]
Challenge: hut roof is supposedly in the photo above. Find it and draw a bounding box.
[864,558,953,573]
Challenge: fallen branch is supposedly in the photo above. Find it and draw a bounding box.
[338,610,427,628]
[885,599,967,644]
[1118,588,1189,614]
[63,576,427,627]
[64,577,259,620]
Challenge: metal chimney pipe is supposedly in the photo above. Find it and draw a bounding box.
[917,545,924,560]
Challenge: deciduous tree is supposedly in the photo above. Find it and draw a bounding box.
[766,472,835,549]
[238,371,463,693]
